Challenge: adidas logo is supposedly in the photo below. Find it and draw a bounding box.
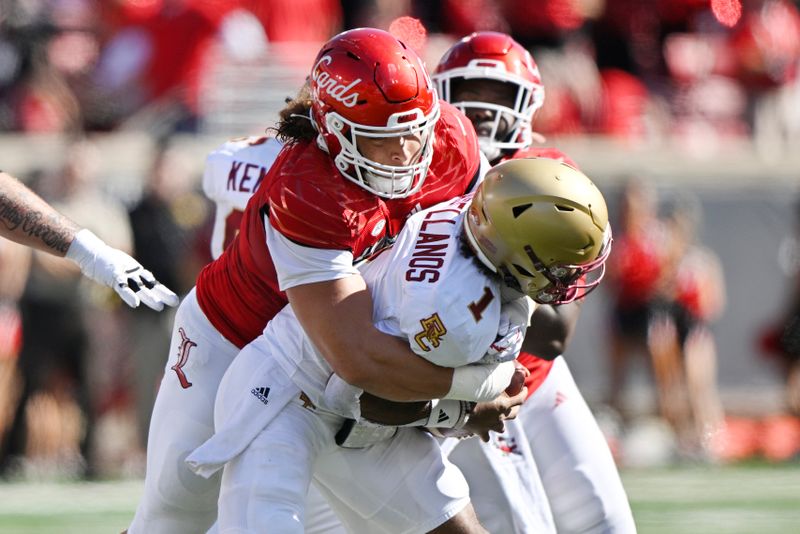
[554,391,567,408]
[437,410,450,424]
[251,386,271,405]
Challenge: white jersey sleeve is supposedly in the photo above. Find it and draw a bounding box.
[265,217,359,291]
[203,136,284,259]
[399,261,501,368]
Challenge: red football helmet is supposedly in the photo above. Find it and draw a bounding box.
[432,32,544,160]
[309,28,440,199]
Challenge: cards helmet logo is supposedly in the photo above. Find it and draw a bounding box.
[312,55,361,108]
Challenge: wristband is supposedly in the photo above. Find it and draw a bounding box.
[65,229,106,273]
[424,399,473,429]
[444,360,515,402]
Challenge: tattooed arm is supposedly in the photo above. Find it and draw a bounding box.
[0,171,178,310]
[0,172,78,255]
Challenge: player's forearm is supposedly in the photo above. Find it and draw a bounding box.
[287,277,453,401]
[315,313,454,400]
[344,329,453,401]
[0,172,79,256]
[359,392,432,425]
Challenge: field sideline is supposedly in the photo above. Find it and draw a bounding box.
[0,462,797,533]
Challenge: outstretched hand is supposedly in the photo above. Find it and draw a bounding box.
[105,248,180,310]
[66,229,179,311]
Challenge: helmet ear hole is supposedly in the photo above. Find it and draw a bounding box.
[512,203,533,218]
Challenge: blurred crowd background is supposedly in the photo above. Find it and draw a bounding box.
[1,0,799,480]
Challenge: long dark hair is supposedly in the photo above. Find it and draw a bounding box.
[270,81,316,143]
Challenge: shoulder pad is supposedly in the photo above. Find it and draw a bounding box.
[266,143,378,250]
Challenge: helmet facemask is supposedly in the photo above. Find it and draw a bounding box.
[512,226,612,304]
[434,59,544,160]
[323,102,440,199]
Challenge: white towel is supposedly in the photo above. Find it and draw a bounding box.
[186,347,301,478]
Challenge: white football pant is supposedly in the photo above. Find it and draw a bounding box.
[520,357,637,533]
[128,289,239,534]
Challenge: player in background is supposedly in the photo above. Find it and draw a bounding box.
[187,157,612,533]
[0,171,177,311]
[605,178,666,418]
[127,28,524,534]
[202,135,283,261]
[647,195,726,459]
[433,31,636,532]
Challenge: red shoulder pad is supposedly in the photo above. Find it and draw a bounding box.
[266,143,377,251]
[429,102,482,192]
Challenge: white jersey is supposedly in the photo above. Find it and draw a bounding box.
[261,194,504,407]
[202,136,283,259]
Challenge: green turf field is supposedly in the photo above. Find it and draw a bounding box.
[0,462,797,533]
[623,462,800,534]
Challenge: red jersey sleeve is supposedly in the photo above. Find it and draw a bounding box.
[431,101,482,193]
[266,143,379,252]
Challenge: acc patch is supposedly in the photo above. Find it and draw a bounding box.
[371,219,386,237]
[414,313,447,352]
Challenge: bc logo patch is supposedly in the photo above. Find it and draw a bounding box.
[414,313,447,351]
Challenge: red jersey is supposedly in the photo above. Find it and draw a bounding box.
[504,146,578,167]
[196,102,481,348]
[517,352,553,399]
[609,230,663,307]
[675,265,703,318]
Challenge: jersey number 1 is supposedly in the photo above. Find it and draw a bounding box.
[468,287,494,322]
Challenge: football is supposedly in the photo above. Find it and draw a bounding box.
[505,360,529,396]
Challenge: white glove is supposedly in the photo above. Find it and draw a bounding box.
[481,296,535,364]
[66,229,179,311]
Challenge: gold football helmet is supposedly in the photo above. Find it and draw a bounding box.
[464,157,612,304]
